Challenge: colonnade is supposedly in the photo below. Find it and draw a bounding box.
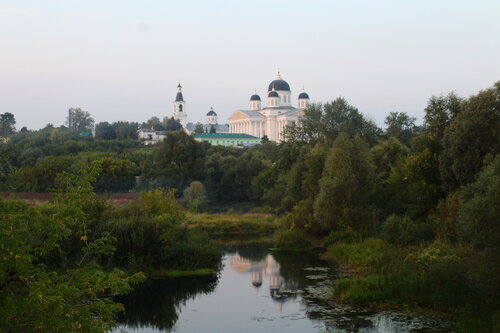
[230,120,265,138]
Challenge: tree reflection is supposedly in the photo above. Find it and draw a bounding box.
[116,273,219,330]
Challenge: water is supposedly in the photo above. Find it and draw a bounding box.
[113,242,451,333]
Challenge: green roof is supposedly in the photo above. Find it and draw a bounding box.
[194,133,260,140]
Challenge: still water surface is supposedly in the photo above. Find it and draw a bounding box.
[114,242,450,333]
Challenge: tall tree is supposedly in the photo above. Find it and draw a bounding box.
[153,131,206,190]
[194,122,204,134]
[0,112,16,137]
[66,108,94,133]
[95,121,117,140]
[144,116,165,131]
[440,82,500,192]
[313,134,375,233]
[423,92,462,140]
[163,117,182,132]
[284,99,380,145]
[384,111,417,146]
[114,121,139,140]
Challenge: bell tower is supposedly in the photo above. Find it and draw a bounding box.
[172,83,187,128]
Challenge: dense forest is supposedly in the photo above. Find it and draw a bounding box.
[0,81,498,331]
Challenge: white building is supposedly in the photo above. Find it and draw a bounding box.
[172,83,187,128]
[228,72,310,142]
[137,128,166,145]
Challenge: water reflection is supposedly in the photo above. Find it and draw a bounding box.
[115,242,451,333]
[229,253,298,301]
[115,273,219,331]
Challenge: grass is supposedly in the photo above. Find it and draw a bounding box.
[327,238,499,331]
[185,212,277,236]
[147,268,216,278]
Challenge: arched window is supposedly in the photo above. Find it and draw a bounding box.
[179,104,183,112]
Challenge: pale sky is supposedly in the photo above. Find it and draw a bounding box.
[1,0,499,130]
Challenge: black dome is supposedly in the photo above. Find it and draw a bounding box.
[206,110,217,116]
[268,91,279,98]
[250,94,261,101]
[298,92,309,99]
[268,79,290,91]
[175,92,184,102]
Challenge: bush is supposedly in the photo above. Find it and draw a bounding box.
[274,227,312,251]
[382,214,435,245]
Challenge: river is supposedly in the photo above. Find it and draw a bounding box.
[113,242,451,333]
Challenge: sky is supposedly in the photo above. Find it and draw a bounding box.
[1,0,499,130]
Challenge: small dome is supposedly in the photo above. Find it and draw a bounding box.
[250,94,261,101]
[206,107,217,116]
[268,79,290,92]
[298,92,309,99]
[268,91,279,98]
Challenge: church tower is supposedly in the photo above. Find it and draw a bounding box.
[172,83,187,128]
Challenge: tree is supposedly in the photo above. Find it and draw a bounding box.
[384,111,417,146]
[209,125,216,133]
[387,148,441,218]
[457,155,500,250]
[66,107,94,133]
[424,92,462,140]
[152,131,206,190]
[163,117,182,132]
[114,121,139,140]
[0,112,16,137]
[144,116,165,131]
[194,122,204,134]
[0,165,145,332]
[284,99,380,145]
[440,82,500,192]
[313,134,375,233]
[95,121,117,140]
[182,181,207,212]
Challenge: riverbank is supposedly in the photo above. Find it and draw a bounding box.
[326,238,499,332]
[185,212,277,236]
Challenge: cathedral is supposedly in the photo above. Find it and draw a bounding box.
[228,72,310,142]
[172,72,309,142]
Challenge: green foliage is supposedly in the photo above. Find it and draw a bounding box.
[186,212,276,236]
[384,111,418,146]
[382,215,435,245]
[440,82,500,192]
[151,130,206,190]
[93,157,136,193]
[314,134,375,233]
[285,99,381,145]
[387,147,441,218]
[163,117,182,132]
[0,165,145,332]
[274,227,312,251]
[104,190,221,270]
[456,154,500,250]
[66,107,94,133]
[424,92,462,140]
[0,112,16,137]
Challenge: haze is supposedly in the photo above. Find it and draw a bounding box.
[1,0,499,130]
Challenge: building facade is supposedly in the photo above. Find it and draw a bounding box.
[228,72,310,142]
[193,133,260,147]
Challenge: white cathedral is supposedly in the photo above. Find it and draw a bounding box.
[171,72,310,142]
[228,72,310,142]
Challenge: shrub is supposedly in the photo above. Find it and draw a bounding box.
[275,226,312,251]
